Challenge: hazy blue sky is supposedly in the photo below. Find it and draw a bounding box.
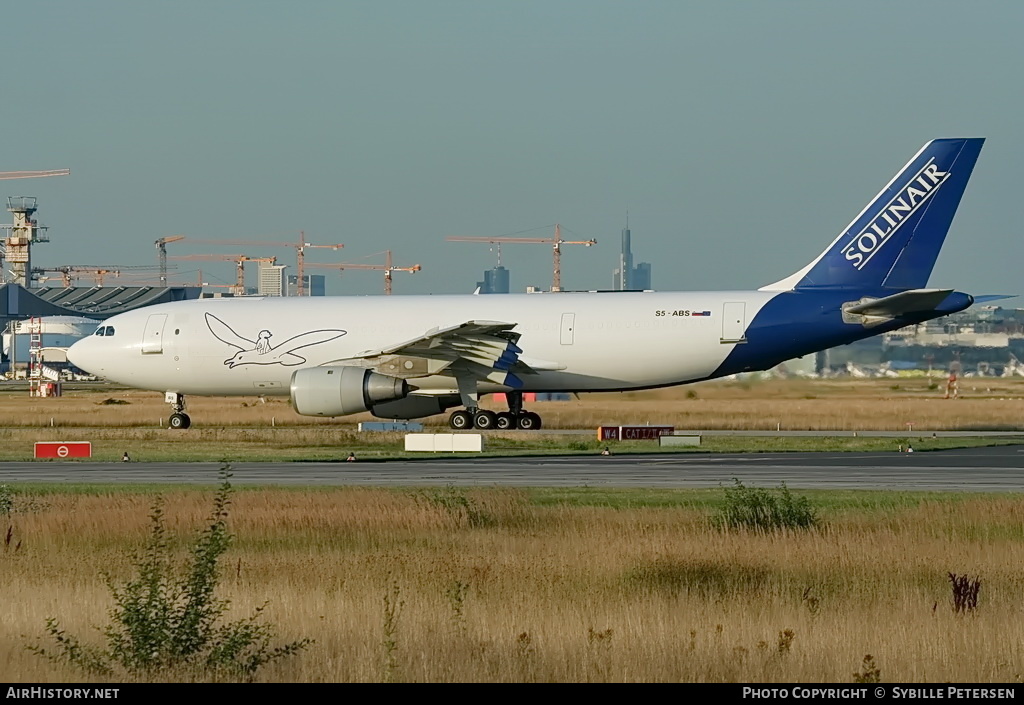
[5,1,1022,296]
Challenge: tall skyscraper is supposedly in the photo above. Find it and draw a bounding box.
[616,225,634,290]
[612,219,652,290]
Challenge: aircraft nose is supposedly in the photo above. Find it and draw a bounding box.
[67,338,101,375]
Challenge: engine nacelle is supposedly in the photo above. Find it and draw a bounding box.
[290,366,408,417]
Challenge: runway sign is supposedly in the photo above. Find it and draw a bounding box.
[34,441,92,459]
[598,426,674,441]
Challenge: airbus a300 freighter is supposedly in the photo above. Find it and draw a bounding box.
[69,138,989,431]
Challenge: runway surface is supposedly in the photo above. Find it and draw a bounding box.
[2,445,1023,491]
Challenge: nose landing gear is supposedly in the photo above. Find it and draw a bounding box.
[165,392,191,430]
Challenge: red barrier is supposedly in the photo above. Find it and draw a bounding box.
[34,441,92,459]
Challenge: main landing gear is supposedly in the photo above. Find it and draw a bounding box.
[447,391,542,431]
[165,392,191,430]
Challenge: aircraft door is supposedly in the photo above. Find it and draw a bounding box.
[142,314,168,354]
[720,302,747,343]
[560,313,575,345]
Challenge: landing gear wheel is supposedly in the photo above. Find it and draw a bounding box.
[169,412,191,430]
[449,410,473,430]
[517,412,542,430]
[474,410,498,430]
[495,412,515,430]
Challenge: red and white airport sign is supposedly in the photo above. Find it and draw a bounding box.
[34,441,92,459]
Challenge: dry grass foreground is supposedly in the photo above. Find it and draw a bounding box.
[1,377,1022,433]
[4,485,1024,682]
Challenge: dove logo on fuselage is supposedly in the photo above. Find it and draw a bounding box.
[204,313,346,368]
[841,161,949,270]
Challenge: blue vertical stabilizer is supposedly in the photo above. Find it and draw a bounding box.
[762,138,984,292]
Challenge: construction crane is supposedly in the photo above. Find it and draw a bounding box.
[155,235,186,284]
[32,264,169,288]
[111,270,197,288]
[116,268,231,289]
[0,169,70,181]
[446,224,595,291]
[178,233,344,295]
[306,250,420,295]
[169,254,276,295]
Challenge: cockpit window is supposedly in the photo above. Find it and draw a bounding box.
[105,326,115,337]
[93,326,115,337]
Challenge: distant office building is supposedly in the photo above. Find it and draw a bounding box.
[288,274,326,296]
[612,222,652,290]
[632,262,651,291]
[257,264,288,297]
[476,266,510,294]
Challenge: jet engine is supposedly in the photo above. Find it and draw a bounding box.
[290,366,409,417]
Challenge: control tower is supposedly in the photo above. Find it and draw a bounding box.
[2,197,49,288]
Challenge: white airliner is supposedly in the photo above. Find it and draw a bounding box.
[68,138,991,431]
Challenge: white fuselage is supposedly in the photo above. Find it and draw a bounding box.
[67,290,776,397]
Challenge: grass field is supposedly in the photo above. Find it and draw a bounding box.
[4,483,1024,682]
[0,377,1022,461]
[3,378,1023,682]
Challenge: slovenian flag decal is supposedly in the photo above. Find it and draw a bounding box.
[692,311,711,317]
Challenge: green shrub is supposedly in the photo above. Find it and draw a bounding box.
[29,469,311,681]
[718,479,818,531]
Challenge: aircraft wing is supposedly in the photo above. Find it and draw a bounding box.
[357,320,531,387]
[844,289,955,317]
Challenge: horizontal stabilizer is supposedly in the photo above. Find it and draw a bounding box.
[971,294,1017,305]
[844,289,954,317]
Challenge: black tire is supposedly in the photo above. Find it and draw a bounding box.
[474,410,498,430]
[169,413,191,430]
[517,412,542,430]
[495,412,515,430]
[449,410,473,430]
